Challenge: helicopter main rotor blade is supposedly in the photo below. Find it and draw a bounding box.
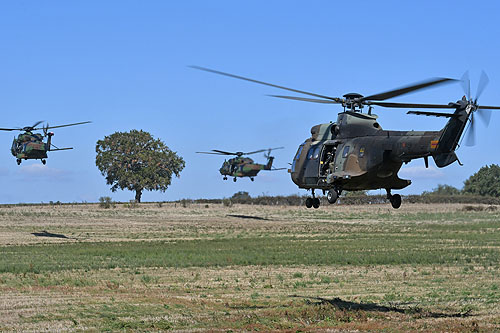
[190,66,342,102]
[196,151,229,155]
[35,121,91,131]
[244,149,267,155]
[362,77,457,101]
[367,101,456,109]
[211,149,238,155]
[31,120,44,129]
[0,127,22,131]
[476,105,500,110]
[269,95,339,104]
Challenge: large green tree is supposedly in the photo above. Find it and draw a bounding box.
[463,164,500,197]
[95,130,185,202]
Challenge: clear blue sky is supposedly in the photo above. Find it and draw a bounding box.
[1,1,499,203]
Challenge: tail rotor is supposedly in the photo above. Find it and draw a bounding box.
[264,146,284,159]
[461,71,495,146]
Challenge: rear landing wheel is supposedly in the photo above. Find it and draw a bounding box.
[250,177,254,181]
[233,177,237,182]
[305,197,313,208]
[16,159,21,165]
[42,159,46,165]
[312,197,320,209]
[223,176,227,180]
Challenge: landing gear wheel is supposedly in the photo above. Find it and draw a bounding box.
[16,159,21,165]
[250,177,254,182]
[327,190,338,204]
[42,159,46,165]
[233,177,237,182]
[312,197,320,209]
[390,194,402,209]
[305,197,313,208]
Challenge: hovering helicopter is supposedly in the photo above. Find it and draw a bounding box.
[196,147,285,181]
[0,121,91,165]
[192,66,500,208]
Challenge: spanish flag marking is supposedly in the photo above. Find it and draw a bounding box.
[430,140,438,149]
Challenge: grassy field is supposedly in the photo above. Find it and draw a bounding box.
[0,202,499,331]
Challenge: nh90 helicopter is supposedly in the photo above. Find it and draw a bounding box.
[0,121,91,165]
[192,67,500,208]
[196,147,285,181]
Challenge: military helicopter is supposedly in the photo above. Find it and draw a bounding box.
[0,121,91,165]
[192,66,500,208]
[196,147,285,181]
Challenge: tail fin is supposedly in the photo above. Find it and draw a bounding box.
[432,100,469,167]
[265,156,274,170]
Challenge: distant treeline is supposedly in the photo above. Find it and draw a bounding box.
[180,193,500,206]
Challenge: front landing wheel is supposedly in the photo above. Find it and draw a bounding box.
[390,194,402,209]
[327,190,338,204]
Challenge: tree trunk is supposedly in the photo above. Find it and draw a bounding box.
[135,189,142,203]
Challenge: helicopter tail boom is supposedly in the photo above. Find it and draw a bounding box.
[264,156,274,170]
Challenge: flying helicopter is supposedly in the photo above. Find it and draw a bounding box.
[0,121,91,165]
[192,66,500,208]
[196,147,285,181]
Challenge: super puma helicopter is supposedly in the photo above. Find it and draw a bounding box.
[192,67,500,208]
[0,121,91,165]
[196,147,285,181]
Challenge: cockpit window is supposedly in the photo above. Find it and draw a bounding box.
[307,145,321,160]
[292,144,304,172]
[342,146,350,158]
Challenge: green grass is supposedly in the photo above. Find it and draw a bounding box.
[1,225,499,273]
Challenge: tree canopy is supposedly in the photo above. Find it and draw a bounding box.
[423,184,461,196]
[95,130,185,202]
[463,164,500,197]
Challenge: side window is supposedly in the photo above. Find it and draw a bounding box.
[342,146,350,158]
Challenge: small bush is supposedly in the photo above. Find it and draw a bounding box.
[125,200,138,209]
[99,196,115,209]
[222,198,233,207]
[180,199,191,208]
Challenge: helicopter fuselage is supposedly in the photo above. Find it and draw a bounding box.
[291,103,469,194]
[11,132,49,161]
[220,156,273,178]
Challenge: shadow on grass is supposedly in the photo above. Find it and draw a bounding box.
[31,230,72,239]
[291,295,474,318]
[226,214,268,220]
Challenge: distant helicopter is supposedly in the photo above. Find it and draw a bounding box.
[192,67,500,208]
[0,121,91,165]
[197,147,285,181]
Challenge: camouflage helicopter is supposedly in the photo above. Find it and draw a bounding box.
[196,147,285,181]
[0,121,91,165]
[192,67,500,208]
